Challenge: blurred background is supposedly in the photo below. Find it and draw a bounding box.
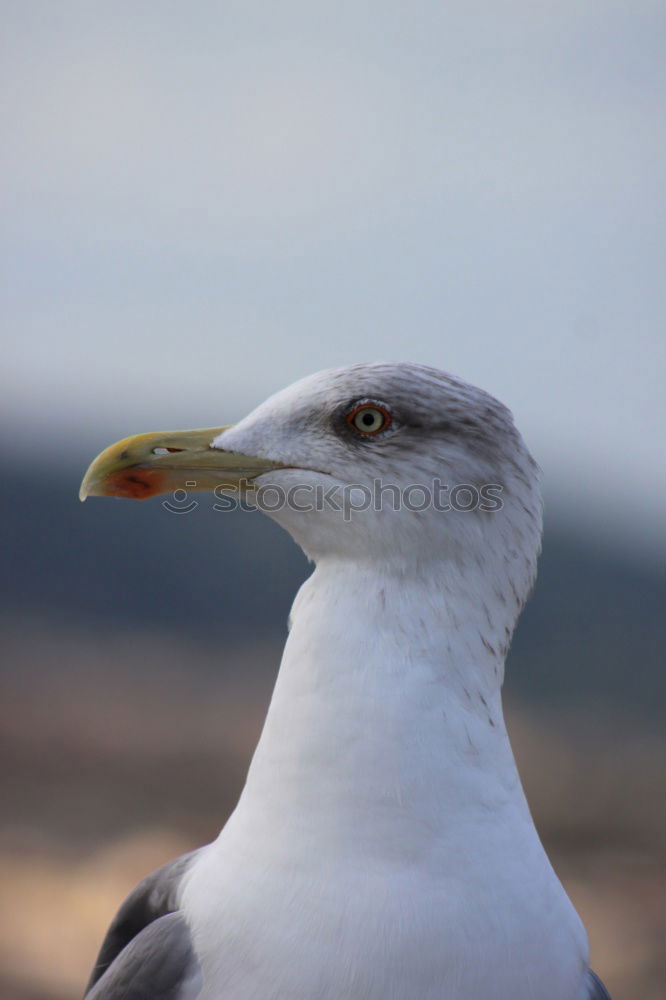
[1,2,665,997]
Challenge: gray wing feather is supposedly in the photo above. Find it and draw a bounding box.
[84,848,203,998]
[85,911,202,1000]
[586,969,613,999]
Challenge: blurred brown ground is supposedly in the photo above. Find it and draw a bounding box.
[1,624,664,1000]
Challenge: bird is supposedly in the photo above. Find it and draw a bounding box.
[79,362,612,1000]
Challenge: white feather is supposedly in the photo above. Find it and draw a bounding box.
[180,363,589,999]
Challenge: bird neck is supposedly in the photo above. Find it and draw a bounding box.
[222,555,534,861]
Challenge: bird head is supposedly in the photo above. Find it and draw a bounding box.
[80,362,541,605]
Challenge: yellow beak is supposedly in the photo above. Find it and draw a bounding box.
[79,426,285,501]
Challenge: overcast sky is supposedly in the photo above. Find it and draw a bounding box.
[3,1,664,557]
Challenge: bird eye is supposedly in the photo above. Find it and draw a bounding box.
[346,403,392,436]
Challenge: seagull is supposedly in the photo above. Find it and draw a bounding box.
[79,362,611,1000]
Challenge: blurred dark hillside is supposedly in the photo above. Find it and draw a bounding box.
[1,458,664,719]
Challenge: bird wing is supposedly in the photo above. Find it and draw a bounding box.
[85,911,201,1000]
[586,969,613,999]
[83,848,203,1000]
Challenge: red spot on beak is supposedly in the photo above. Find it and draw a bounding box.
[104,468,168,499]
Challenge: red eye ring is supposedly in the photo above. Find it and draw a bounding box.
[346,402,392,436]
